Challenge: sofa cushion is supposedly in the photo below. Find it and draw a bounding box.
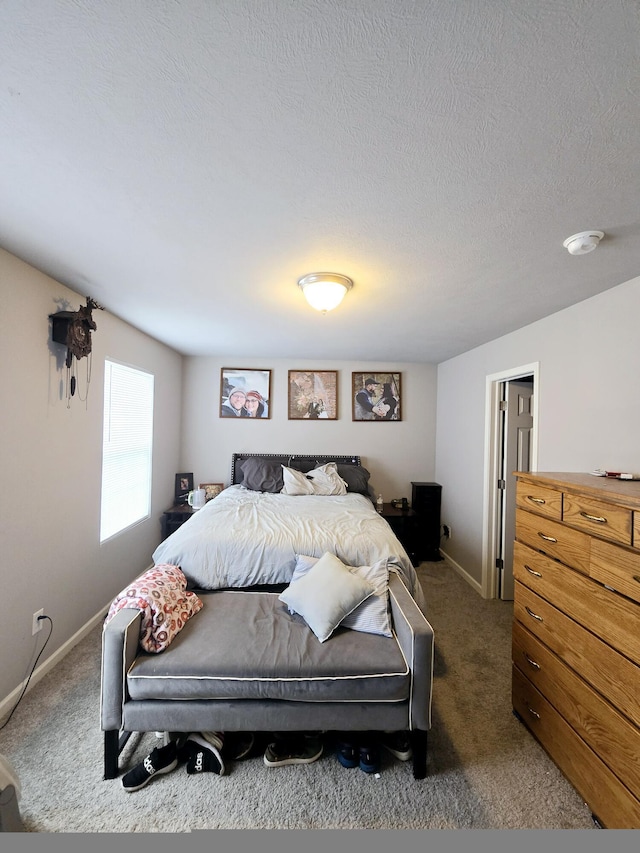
[127,590,409,703]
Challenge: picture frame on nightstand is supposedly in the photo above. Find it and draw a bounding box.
[175,472,194,504]
[200,483,224,502]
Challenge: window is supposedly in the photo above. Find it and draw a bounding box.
[100,360,154,542]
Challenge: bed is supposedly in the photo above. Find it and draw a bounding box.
[101,454,434,779]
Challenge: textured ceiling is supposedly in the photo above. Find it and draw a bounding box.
[1,0,639,362]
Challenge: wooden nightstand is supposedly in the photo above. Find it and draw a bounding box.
[379,503,419,566]
[160,504,197,540]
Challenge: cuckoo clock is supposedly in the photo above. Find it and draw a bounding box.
[50,297,103,405]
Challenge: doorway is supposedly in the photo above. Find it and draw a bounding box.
[482,363,539,599]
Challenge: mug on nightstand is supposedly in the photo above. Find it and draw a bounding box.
[187,489,206,510]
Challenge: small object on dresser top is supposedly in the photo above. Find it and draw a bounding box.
[591,469,640,480]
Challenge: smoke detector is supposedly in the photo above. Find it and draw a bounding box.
[563,230,604,255]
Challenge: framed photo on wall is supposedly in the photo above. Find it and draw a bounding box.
[288,370,338,419]
[220,368,271,419]
[175,472,194,504]
[199,483,224,502]
[352,372,402,421]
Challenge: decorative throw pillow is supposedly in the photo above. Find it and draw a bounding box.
[278,552,375,642]
[281,462,348,496]
[292,554,392,637]
[239,457,285,493]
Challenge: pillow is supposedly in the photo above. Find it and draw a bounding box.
[281,462,348,496]
[292,554,392,637]
[239,457,284,493]
[281,465,316,495]
[278,552,375,642]
[335,464,372,496]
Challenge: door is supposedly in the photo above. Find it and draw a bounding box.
[496,378,534,600]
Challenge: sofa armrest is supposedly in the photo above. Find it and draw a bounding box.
[100,608,142,731]
[388,571,434,731]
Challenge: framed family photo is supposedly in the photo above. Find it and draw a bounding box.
[288,370,338,420]
[175,472,194,503]
[199,482,224,502]
[352,372,402,421]
[220,368,271,419]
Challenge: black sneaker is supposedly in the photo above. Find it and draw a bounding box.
[121,741,178,792]
[181,733,226,775]
[263,735,323,767]
[381,731,413,762]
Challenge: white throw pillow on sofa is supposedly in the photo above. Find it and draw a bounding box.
[278,552,375,642]
[289,553,392,638]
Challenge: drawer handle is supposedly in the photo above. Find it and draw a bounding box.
[527,706,540,720]
[523,653,541,670]
[527,496,546,504]
[537,532,557,543]
[525,606,543,623]
[579,511,607,524]
[524,564,542,578]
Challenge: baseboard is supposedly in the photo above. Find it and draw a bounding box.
[0,564,153,721]
[438,549,483,597]
[0,601,114,723]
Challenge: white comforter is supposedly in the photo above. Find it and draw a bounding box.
[152,485,424,608]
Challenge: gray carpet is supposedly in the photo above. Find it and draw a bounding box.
[0,559,597,832]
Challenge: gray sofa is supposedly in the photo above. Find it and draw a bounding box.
[101,570,434,779]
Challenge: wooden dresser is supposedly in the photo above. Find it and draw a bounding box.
[512,472,640,828]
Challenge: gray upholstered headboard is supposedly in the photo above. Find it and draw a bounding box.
[230,453,361,485]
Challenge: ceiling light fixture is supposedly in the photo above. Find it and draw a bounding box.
[298,272,353,313]
[562,230,604,255]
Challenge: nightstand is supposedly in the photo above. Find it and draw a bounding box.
[160,504,197,540]
[379,503,419,566]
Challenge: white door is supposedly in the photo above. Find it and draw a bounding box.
[496,378,534,600]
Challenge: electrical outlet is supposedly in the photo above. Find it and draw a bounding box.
[443,524,451,539]
[32,608,44,635]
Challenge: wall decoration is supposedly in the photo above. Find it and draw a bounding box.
[49,296,104,407]
[175,473,194,504]
[288,370,338,419]
[200,483,224,502]
[220,368,271,419]
[352,372,402,421]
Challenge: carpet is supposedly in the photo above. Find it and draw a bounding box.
[0,559,596,832]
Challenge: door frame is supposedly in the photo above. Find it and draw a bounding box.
[481,362,540,599]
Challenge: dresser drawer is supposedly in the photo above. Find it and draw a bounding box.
[514,542,640,664]
[514,579,640,728]
[563,492,632,546]
[516,481,563,520]
[590,538,640,606]
[515,511,590,574]
[512,666,640,828]
[513,622,640,800]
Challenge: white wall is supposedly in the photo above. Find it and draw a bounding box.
[0,250,183,706]
[435,275,640,591]
[181,357,438,500]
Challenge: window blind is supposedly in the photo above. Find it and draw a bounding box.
[100,360,154,542]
